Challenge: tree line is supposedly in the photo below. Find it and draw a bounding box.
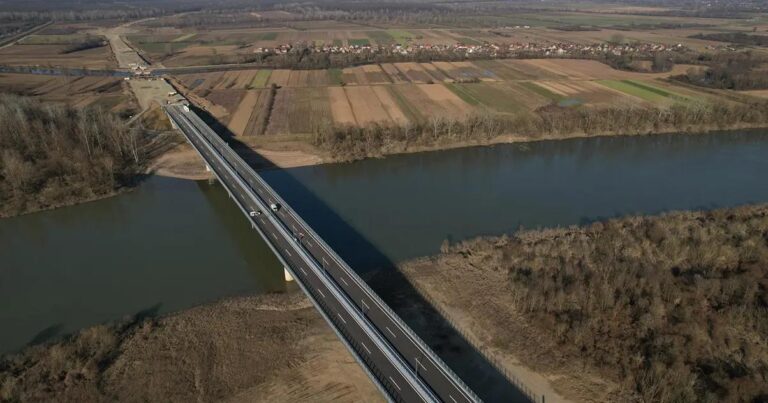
[311,99,768,161]
[0,94,152,217]
[672,51,768,90]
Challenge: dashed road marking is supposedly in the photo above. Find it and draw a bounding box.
[361,342,371,354]
[317,289,325,298]
[340,277,349,286]
[284,249,292,257]
[385,326,397,338]
[389,377,401,391]
[337,313,346,324]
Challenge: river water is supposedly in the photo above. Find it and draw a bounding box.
[2,130,768,354]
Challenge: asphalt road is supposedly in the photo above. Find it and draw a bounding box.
[165,105,481,403]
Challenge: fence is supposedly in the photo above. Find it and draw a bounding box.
[407,276,545,403]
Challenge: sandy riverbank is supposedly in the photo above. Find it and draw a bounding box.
[0,293,382,402]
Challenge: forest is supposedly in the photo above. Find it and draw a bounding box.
[441,204,768,402]
[0,94,152,217]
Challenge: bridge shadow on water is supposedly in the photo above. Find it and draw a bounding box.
[193,106,530,402]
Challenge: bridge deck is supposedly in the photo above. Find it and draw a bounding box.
[165,105,481,403]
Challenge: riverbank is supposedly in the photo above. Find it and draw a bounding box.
[0,292,382,402]
[400,204,768,403]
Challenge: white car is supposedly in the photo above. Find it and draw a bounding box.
[270,203,280,212]
[249,210,262,217]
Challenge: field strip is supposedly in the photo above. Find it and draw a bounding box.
[229,90,260,136]
[372,86,409,124]
[328,86,357,125]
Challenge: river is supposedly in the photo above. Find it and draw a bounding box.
[2,129,768,354]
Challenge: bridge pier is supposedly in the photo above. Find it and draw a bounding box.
[284,267,294,282]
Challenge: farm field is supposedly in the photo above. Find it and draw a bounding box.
[0,73,133,112]
[175,58,716,135]
[0,43,115,69]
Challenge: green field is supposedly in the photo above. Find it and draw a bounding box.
[328,68,344,85]
[255,32,278,41]
[249,70,272,88]
[445,82,524,113]
[348,38,371,46]
[598,79,686,102]
[519,81,563,102]
[136,41,192,55]
[366,31,395,45]
[387,30,414,44]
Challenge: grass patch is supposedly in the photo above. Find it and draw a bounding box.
[328,68,344,85]
[172,33,197,43]
[348,38,371,46]
[444,83,481,106]
[255,32,278,41]
[249,70,272,88]
[332,39,343,47]
[387,30,414,44]
[597,79,681,102]
[446,82,526,113]
[135,42,191,55]
[457,37,482,45]
[366,31,395,45]
[520,81,563,102]
[387,86,423,122]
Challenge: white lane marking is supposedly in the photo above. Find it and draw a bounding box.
[271,232,278,240]
[322,257,328,266]
[336,313,346,324]
[361,342,372,354]
[317,288,325,298]
[448,395,458,403]
[415,358,428,373]
[300,267,307,275]
[340,277,349,286]
[305,240,312,247]
[385,326,397,338]
[291,224,297,232]
[361,300,369,311]
[284,249,292,257]
[389,377,401,391]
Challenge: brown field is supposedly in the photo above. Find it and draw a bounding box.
[266,87,331,134]
[420,63,451,82]
[0,44,115,69]
[228,90,260,135]
[267,69,291,87]
[380,64,408,83]
[393,62,434,83]
[344,86,393,125]
[0,73,131,112]
[362,64,391,84]
[328,86,356,125]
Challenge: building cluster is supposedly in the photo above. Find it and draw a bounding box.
[252,40,689,58]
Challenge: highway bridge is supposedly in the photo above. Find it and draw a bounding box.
[164,104,482,403]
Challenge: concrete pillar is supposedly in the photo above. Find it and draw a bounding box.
[284,267,294,282]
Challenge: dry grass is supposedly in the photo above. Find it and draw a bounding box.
[0,293,382,402]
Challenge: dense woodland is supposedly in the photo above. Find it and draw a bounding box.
[691,32,768,47]
[311,99,768,161]
[673,52,768,90]
[439,204,768,401]
[0,94,151,217]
